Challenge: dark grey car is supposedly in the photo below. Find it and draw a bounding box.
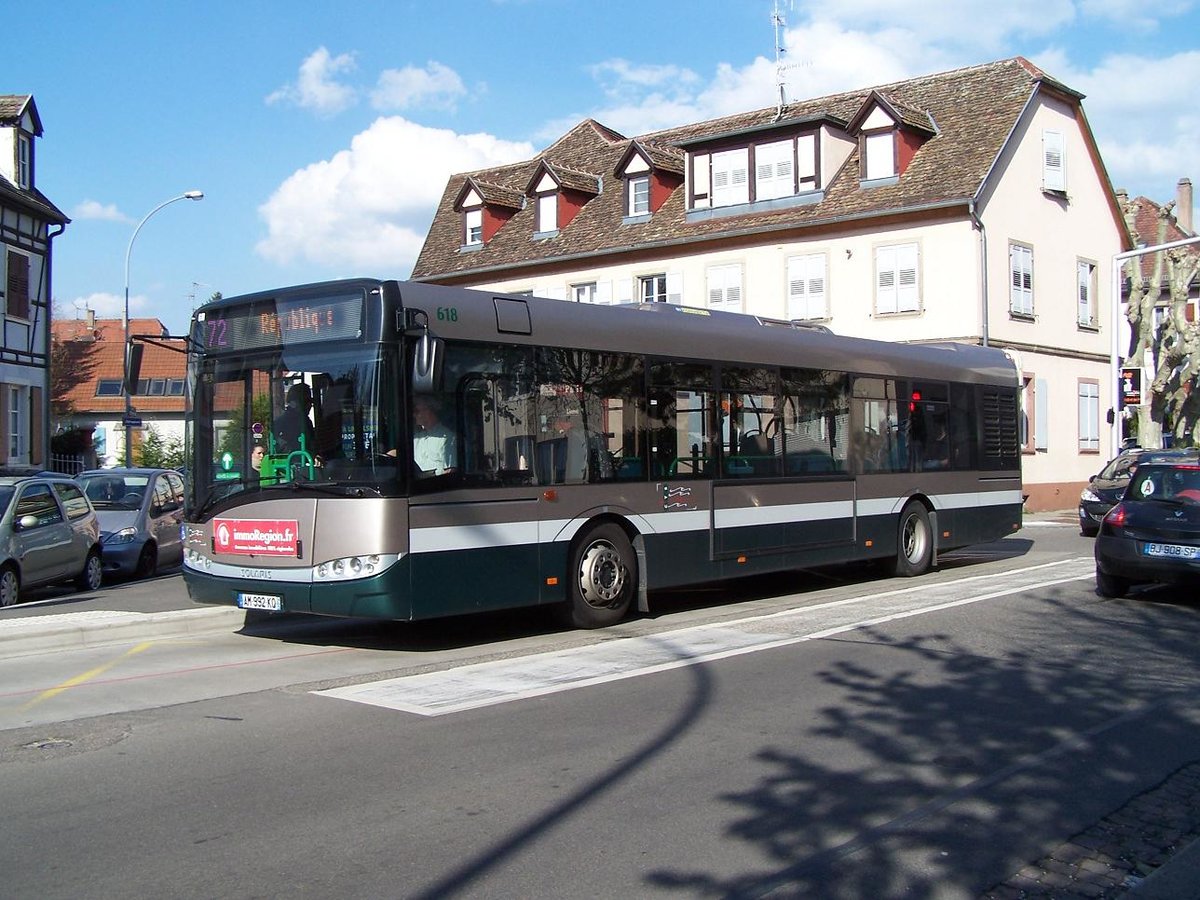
[0,476,103,606]
[77,468,186,579]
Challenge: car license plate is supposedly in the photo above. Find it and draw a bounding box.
[237,592,282,611]
[1143,543,1200,560]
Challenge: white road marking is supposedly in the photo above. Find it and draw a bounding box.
[313,557,1096,717]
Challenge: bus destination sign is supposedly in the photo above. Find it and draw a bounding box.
[197,293,363,351]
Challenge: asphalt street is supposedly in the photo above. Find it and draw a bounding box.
[2,511,1200,897]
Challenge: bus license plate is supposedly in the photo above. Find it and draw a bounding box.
[238,592,282,611]
[1143,543,1200,560]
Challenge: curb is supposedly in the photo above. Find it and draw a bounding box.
[0,607,247,660]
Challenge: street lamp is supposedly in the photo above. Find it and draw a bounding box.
[1109,234,1200,458]
[122,190,204,466]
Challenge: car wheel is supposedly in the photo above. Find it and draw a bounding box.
[1096,569,1129,599]
[557,523,637,629]
[135,543,158,579]
[886,501,933,577]
[76,550,103,592]
[0,566,19,607]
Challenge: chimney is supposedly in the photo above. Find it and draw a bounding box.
[1177,178,1194,235]
[85,308,95,331]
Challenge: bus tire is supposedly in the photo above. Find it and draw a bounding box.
[888,501,933,577]
[560,523,637,629]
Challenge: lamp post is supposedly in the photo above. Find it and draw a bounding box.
[122,190,204,466]
[1109,234,1200,458]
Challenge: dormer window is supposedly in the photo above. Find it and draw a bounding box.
[453,177,524,249]
[16,133,30,189]
[536,190,558,234]
[463,207,482,246]
[628,176,650,216]
[848,91,935,187]
[863,129,896,181]
[684,128,822,219]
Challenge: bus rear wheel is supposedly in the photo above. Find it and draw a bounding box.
[560,523,636,629]
[888,501,933,577]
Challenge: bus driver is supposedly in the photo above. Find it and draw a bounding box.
[412,396,456,476]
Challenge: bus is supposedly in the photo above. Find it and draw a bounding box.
[182,278,1022,629]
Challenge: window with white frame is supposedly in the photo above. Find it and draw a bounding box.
[463,208,482,245]
[628,176,650,216]
[17,134,31,189]
[572,282,597,304]
[1078,380,1099,451]
[755,139,794,201]
[711,148,749,207]
[864,131,896,180]
[8,386,24,462]
[706,264,743,312]
[1077,260,1097,327]
[536,193,557,233]
[639,274,668,303]
[875,243,919,314]
[1042,130,1066,193]
[787,253,827,320]
[1009,244,1034,316]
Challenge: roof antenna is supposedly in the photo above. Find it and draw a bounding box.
[772,0,793,120]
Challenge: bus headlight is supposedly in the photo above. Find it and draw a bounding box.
[314,554,384,581]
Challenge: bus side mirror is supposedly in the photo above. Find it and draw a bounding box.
[412,332,444,394]
[125,341,145,395]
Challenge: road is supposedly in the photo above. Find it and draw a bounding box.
[3,522,1200,898]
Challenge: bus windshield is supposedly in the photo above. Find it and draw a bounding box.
[187,344,402,514]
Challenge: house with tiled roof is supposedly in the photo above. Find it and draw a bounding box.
[1,94,69,470]
[1120,178,1196,308]
[52,315,186,465]
[413,57,1131,511]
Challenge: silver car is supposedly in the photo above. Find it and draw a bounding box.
[0,476,103,606]
[77,468,186,579]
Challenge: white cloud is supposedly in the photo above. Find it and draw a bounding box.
[266,47,358,117]
[1047,49,1200,199]
[371,61,468,111]
[71,200,130,222]
[59,291,141,320]
[256,117,535,273]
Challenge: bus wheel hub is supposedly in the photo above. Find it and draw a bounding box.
[579,541,625,607]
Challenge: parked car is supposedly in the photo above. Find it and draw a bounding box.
[76,468,186,579]
[1094,462,1200,598]
[1078,447,1200,536]
[0,475,102,606]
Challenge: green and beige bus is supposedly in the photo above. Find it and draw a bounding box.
[182,278,1022,628]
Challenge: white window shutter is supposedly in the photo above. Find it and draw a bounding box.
[666,272,683,305]
[876,246,897,314]
[1035,377,1049,450]
[1042,130,1066,192]
[788,254,827,319]
[595,281,612,306]
[545,286,566,301]
[1010,245,1033,315]
[865,132,895,180]
[619,278,638,307]
[755,140,794,201]
[711,149,749,207]
[1077,262,1093,325]
[896,244,919,312]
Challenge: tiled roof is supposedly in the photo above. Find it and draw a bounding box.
[1125,195,1198,283]
[52,318,185,414]
[0,95,40,134]
[460,177,525,210]
[412,57,1078,280]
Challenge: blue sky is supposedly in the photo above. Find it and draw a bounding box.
[11,0,1200,335]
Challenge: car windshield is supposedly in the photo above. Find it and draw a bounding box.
[79,474,150,510]
[1099,454,1139,480]
[1126,465,1200,504]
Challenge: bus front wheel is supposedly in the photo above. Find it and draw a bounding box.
[888,501,933,577]
[560,523,636,629]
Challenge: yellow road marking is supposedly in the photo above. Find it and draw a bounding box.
[21,641,155,711]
